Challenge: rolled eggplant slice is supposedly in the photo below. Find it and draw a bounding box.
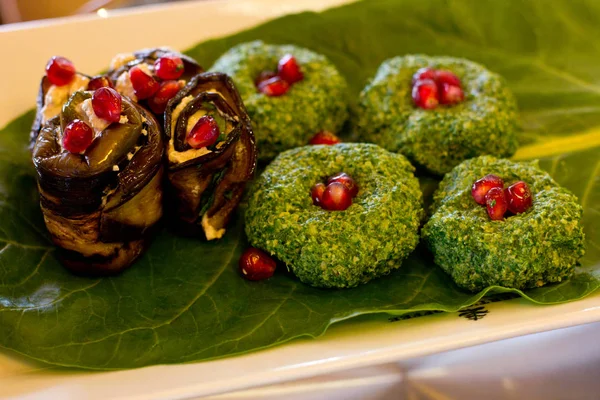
[30,73,91,146]
[108,48,203,116]
[164,72,256,240]
[32,91,164,274]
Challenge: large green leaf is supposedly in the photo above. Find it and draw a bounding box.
[1,0,599,369]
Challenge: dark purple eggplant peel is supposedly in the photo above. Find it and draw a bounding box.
[32,91,164,274]
[164,72,256,240]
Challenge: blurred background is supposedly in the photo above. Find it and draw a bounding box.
[0,0,191,24]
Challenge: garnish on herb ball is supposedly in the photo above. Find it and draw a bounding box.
[257,76,290,96]
[471,174,533,220]
[309,130,342,145]
[311,172,359,211]
[256,54,304,97]
[471,174,504,205]
[411,68,464,109]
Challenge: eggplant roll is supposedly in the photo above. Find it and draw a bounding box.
[31,73,91,146]
[32,91,164,274]
[164,72,256,240]
[108,48,203,116]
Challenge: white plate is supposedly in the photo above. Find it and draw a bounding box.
[1,1,599,399]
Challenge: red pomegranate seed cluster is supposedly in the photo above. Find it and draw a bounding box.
[126,54,185,113]
[309,131,341,145]
[411,67,464,109]
[255,54,304,97]
[471,174,533,220]
[239,247,277,281]
[311,172,359,211]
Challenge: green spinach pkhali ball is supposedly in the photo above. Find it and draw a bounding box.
[357,55,519,175]
[245,143,424,288]
[422,156,585,292]
[210,41,349,161]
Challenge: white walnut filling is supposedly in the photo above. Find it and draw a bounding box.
[201,213,226,241]
[109,52,136,70]
[116,72,137,102]
[78,98,110,136]
[119,115,129,124]
[112,165,120,172]
[169,95,194,136]
[136,63,154,76]
[41,74,90,122]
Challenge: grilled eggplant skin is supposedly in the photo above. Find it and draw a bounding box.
[164,72,256,240]
[32,94,164,274]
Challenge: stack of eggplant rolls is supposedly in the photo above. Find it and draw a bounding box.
[31,49,256,274]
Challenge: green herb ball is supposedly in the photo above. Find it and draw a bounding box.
[422,156,585,292]
[357,55,519,175]
[210,41,349,161]
[245,143,424,288]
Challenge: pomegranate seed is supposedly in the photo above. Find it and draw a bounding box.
[254,70,277,87]
[87,75,114,91]
[45,56,76,86]
[485,187,508,221]
[311,183,326,206]
[321,182,353,211]
[63,120,93,154]
[505,181,533,214]
[148,80,183,114]
[187,115,220,149]
[309,131,341,145]
[92,87,122,123]
[327,172,358,197]
[239,247,277,281]
[435,70,462,87]
[439,83,464,105]
[257,76,290,96]
[129,66,159,100]
[472,174,504,205]
[277,54,304,84]
[411,67,436,85]
[154,55,185,80]
[412,79,439,109]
